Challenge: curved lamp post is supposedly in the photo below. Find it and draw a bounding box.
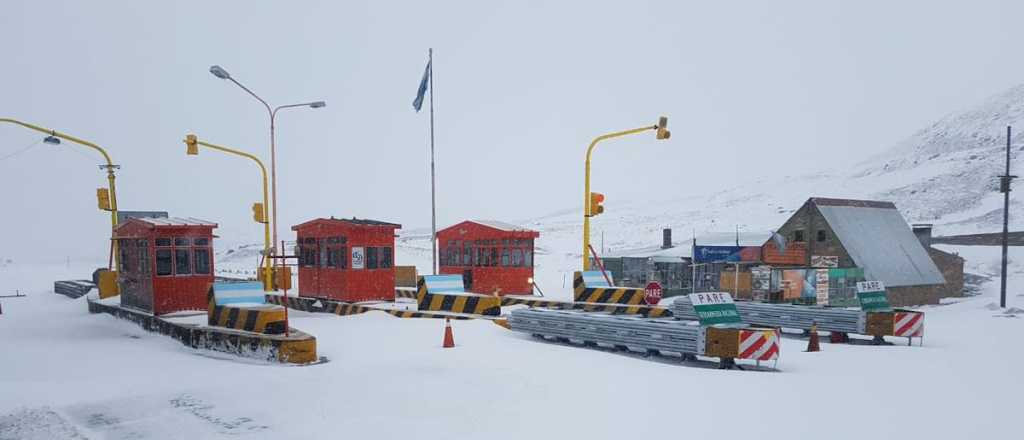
[207,65,325,262]
[1,118,121,270]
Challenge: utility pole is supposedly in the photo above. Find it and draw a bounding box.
[999,126,1016,308]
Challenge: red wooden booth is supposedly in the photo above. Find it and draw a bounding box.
[292,217,401,302]
[113,217,217,315]
[437,220,540,296]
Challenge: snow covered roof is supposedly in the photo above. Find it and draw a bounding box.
[133,217,217,227]
[469,220,533,232]
[815,202,945,287]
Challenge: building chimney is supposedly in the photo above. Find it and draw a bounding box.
[662,228,672,249]
[912,224,933,248]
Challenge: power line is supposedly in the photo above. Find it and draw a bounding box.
[0,139,42,162]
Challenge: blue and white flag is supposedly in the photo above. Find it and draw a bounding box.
[412,59,431,112]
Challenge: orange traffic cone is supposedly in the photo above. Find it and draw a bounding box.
[442,318,455,348]
[806,323,821,352]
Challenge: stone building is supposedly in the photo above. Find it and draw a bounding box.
[763,197,948,306]
[912,224,966,299]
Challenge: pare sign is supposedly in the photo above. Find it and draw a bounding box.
[687,292,742,326]
[644,282,663,305]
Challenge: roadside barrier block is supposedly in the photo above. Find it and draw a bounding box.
[572,271,646,305]
[416,275,500,316]
[208,283,286,334]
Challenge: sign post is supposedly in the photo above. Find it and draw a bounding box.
[644,281,663,305]
[688,292,743,326]
[856,281,892,312]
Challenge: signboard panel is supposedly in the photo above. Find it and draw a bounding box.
[856,281,892,312]
[815,269,830,306]
[810,255,839,268]
[351,247,366,270]
[688,292,743,326]
[692,245,761,263]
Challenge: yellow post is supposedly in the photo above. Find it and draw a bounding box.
[582,117,670,270]
[184,134,273,291]
[1,118,121,272]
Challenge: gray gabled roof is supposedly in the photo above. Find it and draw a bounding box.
[815,203,945,287]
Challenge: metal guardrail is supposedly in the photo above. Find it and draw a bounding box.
[509,308,704,355]
[671,297,866,334]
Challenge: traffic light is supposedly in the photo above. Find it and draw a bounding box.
[589,192,605,216]
[656,116,670,140]
[185,134,199,155]
[96,188,112,211]
[252,202,267,223]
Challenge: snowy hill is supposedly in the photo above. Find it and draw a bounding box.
[216,84,1024,297]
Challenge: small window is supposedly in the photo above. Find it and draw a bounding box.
[793,230,805,243]
[194,238,210,246]
[501,249,510,267]
[156,249,173,276]
[381,247,393,268]
[174,237,190,246]
[816,230,827,242]
[525,250,533,268]
[512,248,523,267]
[194,248,211,274]
[367,247,379,269]
[138,242,150,275]
[156,238,172,247]
[462,243,471,266]
[490,248,499,267]
[119,241,132,272]
[175,249,192,275]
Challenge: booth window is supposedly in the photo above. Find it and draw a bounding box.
[299,237,318,267]
[175,237,190,247]
[137,239,150,274]
[366,247,379,269]
[156,249,173,276]
[175,248,192,275]
[512,248,523,267]
[501,248,510,267]
[194,248,211,274]
[462,242,471,266]
[119,239,132,273]
[380,247,393,268]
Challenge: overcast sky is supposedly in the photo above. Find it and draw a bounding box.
[2,0,1023,261]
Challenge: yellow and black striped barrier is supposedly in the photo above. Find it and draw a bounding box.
[500,296,572,308]
[326,302,374,316]
[416,276,501,316]
[395,288,417,300]
[572,271,646,305]
[208,290,287,334]
[265,294,319,312]
[381,309,475,320]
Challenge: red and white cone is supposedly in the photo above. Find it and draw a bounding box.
[442,318,455,348]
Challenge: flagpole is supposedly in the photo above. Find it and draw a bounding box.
[429,48,438,275]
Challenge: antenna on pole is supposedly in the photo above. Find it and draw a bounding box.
[999,125,1016,308]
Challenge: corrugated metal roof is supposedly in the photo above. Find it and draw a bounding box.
[134,217,217,227]
[816,204,945,287]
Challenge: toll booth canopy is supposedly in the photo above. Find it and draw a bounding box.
[292,217,401,302]
[113,217,217,315]
[437,220,540,295]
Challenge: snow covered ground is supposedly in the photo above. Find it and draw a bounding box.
[1,245,1022,439]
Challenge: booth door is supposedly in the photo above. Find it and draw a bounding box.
[462,270,473,291]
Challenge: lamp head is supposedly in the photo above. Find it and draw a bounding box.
[184,134,199,155]
[43,135,61,145]
[209,65,231,80]
[309,101,326,108]
[656,116,670,140]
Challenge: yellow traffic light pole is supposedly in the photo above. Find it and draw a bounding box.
[582,117,670,270]
[1,118,121,271]
[184,134,273,291]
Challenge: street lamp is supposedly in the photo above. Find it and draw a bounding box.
[582,116,670,270]
[183,134,273,292]
[1,118,122,275]
[207,65,326,266]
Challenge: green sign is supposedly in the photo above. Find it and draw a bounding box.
[688,292,743,326]
[856,281,892,312]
